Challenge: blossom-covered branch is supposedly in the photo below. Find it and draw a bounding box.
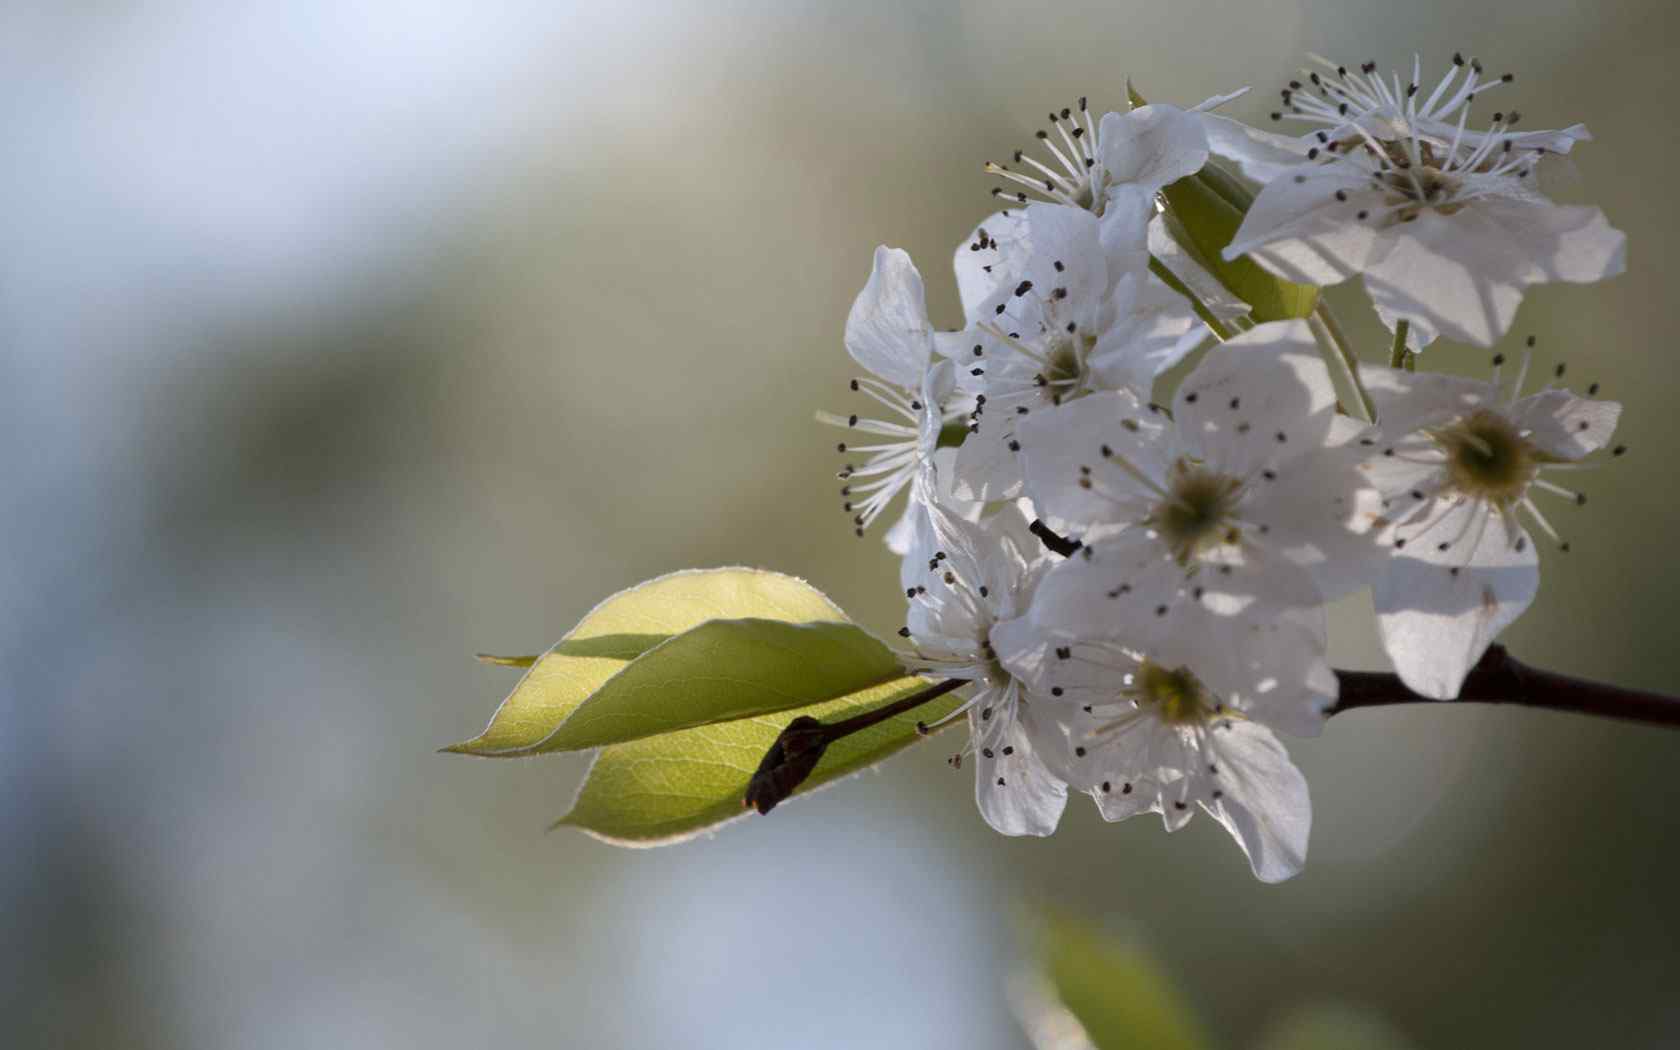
[743,646,1680,825]
[459,49,1657,880]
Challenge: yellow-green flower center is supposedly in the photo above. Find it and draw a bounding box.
[1154,462,1244,563]
[1045,341,1083,385]
[1437,409,1535,506]
[1134,661,1213,725]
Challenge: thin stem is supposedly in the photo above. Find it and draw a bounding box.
[1388,319,1416,372]
[1311,300,1378,422]
[829,676,968,736]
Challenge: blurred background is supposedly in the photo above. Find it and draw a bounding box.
[4,1,1676,1047]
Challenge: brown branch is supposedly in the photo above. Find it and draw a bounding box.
[1330,644,1680,728]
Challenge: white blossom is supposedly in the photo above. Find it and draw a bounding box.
[947,203,1206,502]
[823,246,965,550]
[1206,54,1591,186]
[959,90,1246,317]
[1219,56,1625,349]
[1357,347,1623,698]
[897,498,1072,836]
[1003,578,1334,882]
[1017,320,1381,629]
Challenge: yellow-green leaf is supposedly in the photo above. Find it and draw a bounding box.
[1036,916,1211,1050]
[1161,173,1318,323]
[556,675,963,845]
[446,568,851,756]
[529,617,904,751]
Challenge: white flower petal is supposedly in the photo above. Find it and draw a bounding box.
[1198,112,1309,184]
[1096,183,1153,267]
[972,705,1069,837]
[1224,170,1388,286]
[1511,389,1621,460]
[1373,501,1539,699]
[1087,271,1208,394]
[1173,322,1340,477]
[1360,367,1492,435]
[951,402,1027,502]
[883,496,921,558]
[953,209,1031,326]
[1097,105,1210,196]
[1028,529,1188,639]
[1241,442,1385,603]
[1015,203,1109,309]
[1016,390,1167,529]
[1204,721,1311,883]
[1473,198,1626,285]
[1360,208,1533,348]
[844,246,935,388]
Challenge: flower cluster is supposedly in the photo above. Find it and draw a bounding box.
[825,55,1625,881]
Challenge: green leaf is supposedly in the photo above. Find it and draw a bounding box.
[446,568,854,755]
[530,617,904,751]
[1160,172,1318,323]
[556,674,963,845]
[1035,916,1211,1050]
